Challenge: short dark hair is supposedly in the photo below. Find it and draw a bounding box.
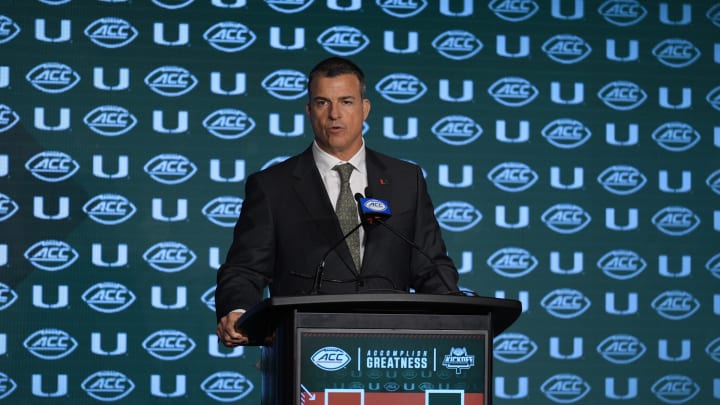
[307,57,367,99]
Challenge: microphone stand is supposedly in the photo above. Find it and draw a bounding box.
[311,222,363,295]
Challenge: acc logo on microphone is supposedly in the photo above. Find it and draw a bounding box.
[432,30,483,60]
[202,196,243,227]
[540,374,590,403]
[201,371,254,402]
[142,329,196,360]
[431,115,482,146]
[84,17,138,48]
[261,69,307,100]
[82,282,136,313]
[597,249,646,280]
[652,39,700,68]
[0,104,20,133]
[488,77,538,107]
[204,22,256,52]
[24,240,79,271]
[145,66,198,97]
[598,0,647,26]
[597,334,646,364]
[597,165,646,195]
[541,289,591,319]
[375,73,427,104]
[493,333,538,363]
[651,375,699,404]
[651,122,700,152]
[707,169,720,195]
[435,201,482,232]
[706,253,720,279]
[0,16,20,44]
[84,105,138,136]
[144,154,198,185]
[541,119,591,149]
[377,0,427,18]
[598,80,647,111]
[318,26,370,56]
[25,151,80,182]
[0,193,19,222]
[542,34,591,64]
[23,328,78,359]
[651,290,700,320]
[81,371,135,401]
[488,162,538,192]
[26,62,80,94]
[203,108,256,139]
[83,194,137,225]
[0,372,16,400]
[143,241,197,272]
[489,0,539,22]
[311,347,351,371]
[0,282,19,310]
[487,247,538,278]
[651,206,700,236]
[541,204,591,234]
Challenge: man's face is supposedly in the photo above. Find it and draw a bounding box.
[306,73,370,160]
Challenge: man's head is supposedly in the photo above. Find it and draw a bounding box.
[306,57,371,161]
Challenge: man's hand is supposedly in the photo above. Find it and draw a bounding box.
[216,311,248,347]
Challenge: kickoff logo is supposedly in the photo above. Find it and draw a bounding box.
[24,240,79,271]
[84,105,138,137]
[203,196,243,227]
[541,204,591,234]
[82,282,136,314]
[142,329,196,360]
[81,371,135,402]
[597,165,646,195]
[143,241,197,272]
[25,151,80,182]
[144,154,198,185]
[84,17,138,48]
[26,62,80,93]
[541,288,591,319]
[318,26,370,56]
[541,119,591,149]
[597,249,646,280]
[201,371,254,402]
[596,334,647,364]
[376,73,427,104]
[540,374,590,404]
[23,328,78,360]
[145,66,198,97]
[487,247,538,278]
[0,104,20,133]
[0,193,19,222]
[203,22,256,52]
[493,333,538,363]
[83,194,137,225]
[434,201,482,232]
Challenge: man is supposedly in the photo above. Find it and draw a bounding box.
[215,57,459,347]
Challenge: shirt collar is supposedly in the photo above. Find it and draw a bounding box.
[312,140,366,174]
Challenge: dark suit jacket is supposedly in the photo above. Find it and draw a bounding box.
[215,146,459,320]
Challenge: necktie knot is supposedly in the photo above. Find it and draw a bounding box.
[334,163,354,183]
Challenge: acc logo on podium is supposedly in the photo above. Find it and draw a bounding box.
[311,346,351,371]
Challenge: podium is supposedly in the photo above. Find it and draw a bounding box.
[237,293,521,405]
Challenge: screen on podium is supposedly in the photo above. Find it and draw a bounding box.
[297,328,488,405]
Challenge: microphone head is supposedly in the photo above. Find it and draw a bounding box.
[359,197,391,223]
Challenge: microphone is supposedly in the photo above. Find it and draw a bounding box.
[310,222,362,295]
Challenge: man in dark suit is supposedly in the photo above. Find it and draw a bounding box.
[215,57,459,347]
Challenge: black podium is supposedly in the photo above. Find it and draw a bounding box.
[237,293,521,405]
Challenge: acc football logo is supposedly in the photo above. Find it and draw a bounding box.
[202,196,243,227]
[145,66,198,96]
[376,73,427,104]
[709,4,720,28]
[651,290,700,320]
[652,39,700,68]
[0,372,16,400]
[142,329,196,360]
[651,122,700,152]
[152,0,194,9]
[434,201,482,232]
[24,240,79,271]
[81,371,135,401]
[23,328,78,359]
[488,77,538,107]
[598,0,647,26]
[431,115,482,146]
[597,165,646,195]
[706,253,720,279]
[597,249,646,280]
[83,194,137,225]
[25,151,80,182]
[487,247,538,278]
[707,169,720,195]
[265,0,313,13]
[26,62,80,94]
[598,80,647,111]
[201,371,254,402]
[541,204,591,234]
[540,374,591,403]
[317,26,370,56]
[706,337,720,362]
[143,241,197,272]
[84,105,138,136]
[377,0,427,18]
[651,206,700,236]
[541,289,591,319]
[201,286,216,312]
[494,333,538,363]
[311,347,351,371]
[541,119,592,149]
[488,162,538,192]
[84,17,138,48]
[597,334,647,364]
[203,22,256,52]
[542,34,591,64]
[432,30,483,60]
[708,86,720,111]
[651,375,699,404]
[0,16,21,44]
[261,69,307,100]
[0,104,20,133]
[489,0,539,22]
[0,282,18,310]
[82,282,136,313]
[144,154,198,185]
[0,193,19,222]
[203,108,256,139]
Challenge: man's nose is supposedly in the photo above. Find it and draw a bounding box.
[328,102,341,119]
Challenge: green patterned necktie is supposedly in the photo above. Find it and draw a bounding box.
[333,163,361,272]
